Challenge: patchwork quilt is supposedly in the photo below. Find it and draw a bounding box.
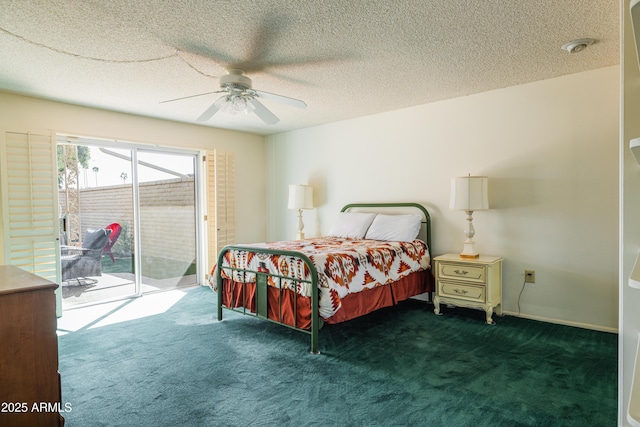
[215,237,430,319]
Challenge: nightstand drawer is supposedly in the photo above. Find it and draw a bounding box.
[438,263,486,283]
[438,281,486,303]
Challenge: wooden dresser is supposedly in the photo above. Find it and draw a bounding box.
[0,265,64,426]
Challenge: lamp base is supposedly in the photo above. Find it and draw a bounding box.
[295,209,305,240]
[459,241,480,259]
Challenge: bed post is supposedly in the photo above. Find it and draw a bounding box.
[310,264,320,354]
[216,247,225,321]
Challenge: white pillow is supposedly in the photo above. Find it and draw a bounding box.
[327,212,377,239]
[364,214,422,242]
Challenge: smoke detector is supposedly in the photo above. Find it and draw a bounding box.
[561,38,595,53]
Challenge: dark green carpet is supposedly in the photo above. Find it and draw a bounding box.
[58,286,617,426]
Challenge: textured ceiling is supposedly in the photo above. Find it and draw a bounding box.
[0,0,620,135]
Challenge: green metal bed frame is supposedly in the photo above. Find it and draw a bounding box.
[216,202,432,354]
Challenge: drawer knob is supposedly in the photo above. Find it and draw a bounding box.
[454,269,469,275]
[453,288,469,295]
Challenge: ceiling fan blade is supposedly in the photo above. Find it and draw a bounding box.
[160,90,223,104]
[196,95,227,122]
[248,98,280,125]
[254,90,307,109]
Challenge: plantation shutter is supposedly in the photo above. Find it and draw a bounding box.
[206,150,236,273]
[0,130,61,313]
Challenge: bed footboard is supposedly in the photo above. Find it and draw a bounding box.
[216,246,321,354]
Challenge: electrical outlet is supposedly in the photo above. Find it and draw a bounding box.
[525,269,535,283]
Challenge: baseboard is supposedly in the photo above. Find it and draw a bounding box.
[501,310,618,334]
[406,296,617,333]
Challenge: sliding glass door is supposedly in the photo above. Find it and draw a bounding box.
[59,144,137,308]
[137,150,198,293]
[58,138,199,308]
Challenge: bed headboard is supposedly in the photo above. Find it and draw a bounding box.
[340,202,432,252]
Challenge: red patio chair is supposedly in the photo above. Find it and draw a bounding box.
[103,223,122,262]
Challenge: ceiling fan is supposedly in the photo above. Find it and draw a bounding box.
[161,69,307,125]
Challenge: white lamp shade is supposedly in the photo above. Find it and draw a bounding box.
[287,184,313,210]
[450,176,489,211]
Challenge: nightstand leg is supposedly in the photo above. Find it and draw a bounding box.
[485,307,495,325]
[433,296,442,315]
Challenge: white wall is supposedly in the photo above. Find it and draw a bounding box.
[621,0,640,424]
[266,66,619,332]
[0,91,267,258]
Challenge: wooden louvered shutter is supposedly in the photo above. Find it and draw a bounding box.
[206,150,236,273]
[0,130,61,314]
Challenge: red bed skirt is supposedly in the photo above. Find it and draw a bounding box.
[220,269,432,329]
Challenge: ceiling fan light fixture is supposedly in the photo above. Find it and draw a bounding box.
[231,96,249,114]
[218,93,252,115]
[561,38,595,53]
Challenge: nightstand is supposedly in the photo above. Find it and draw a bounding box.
[433,253,503,324]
